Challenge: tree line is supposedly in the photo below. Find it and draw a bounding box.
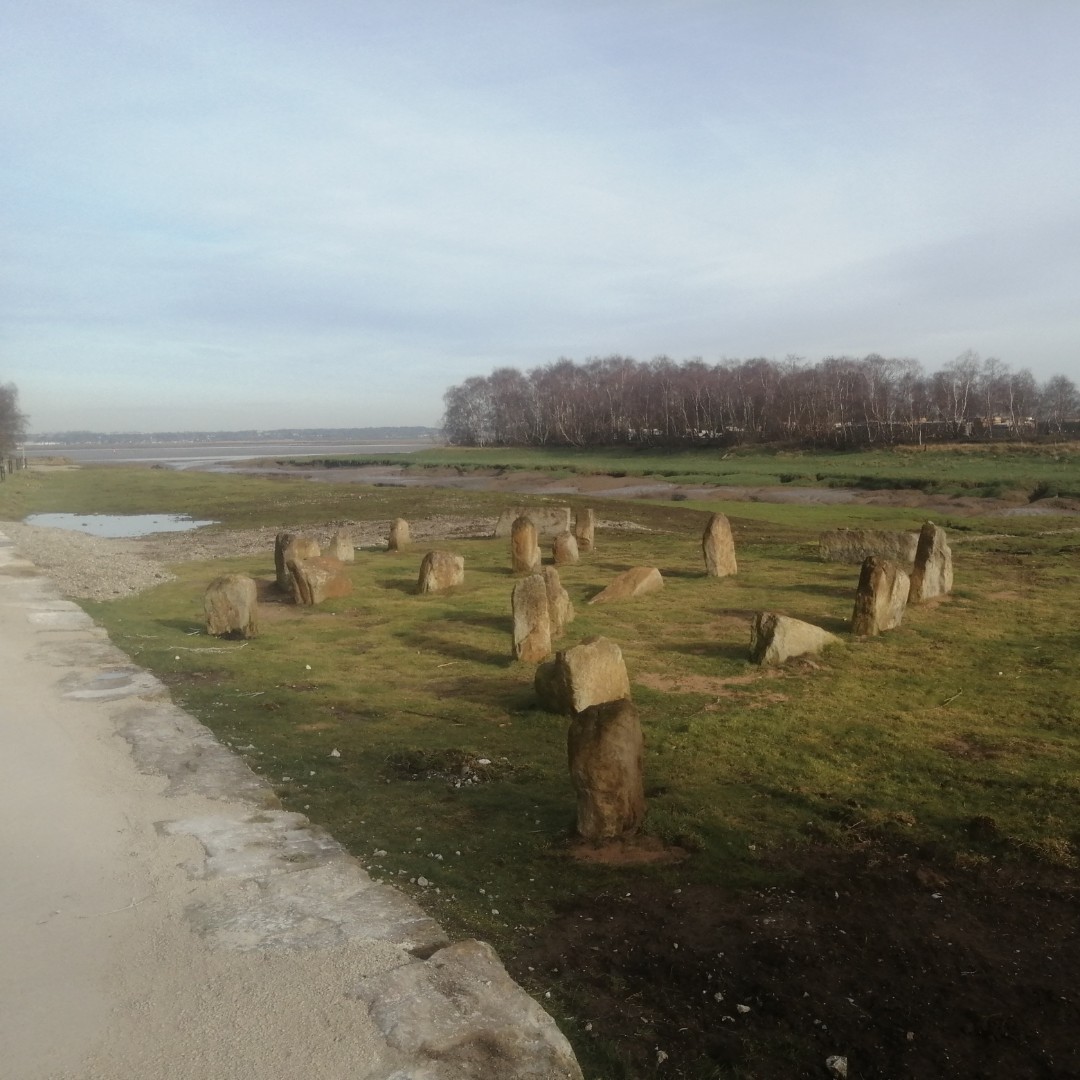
[442,352,1080,448]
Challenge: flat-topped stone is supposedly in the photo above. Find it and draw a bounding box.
[494,506,572,539]
[750,611,839,665]
[588,566,663,605]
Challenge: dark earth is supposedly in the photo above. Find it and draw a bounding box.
[510,841,1079,1079]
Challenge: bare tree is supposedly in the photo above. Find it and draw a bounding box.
[0,382,27,454]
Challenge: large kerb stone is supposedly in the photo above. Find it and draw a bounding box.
[750,611,838,665]
[494,506,572,539]
[535,635,631,715]
[204,573,258,638]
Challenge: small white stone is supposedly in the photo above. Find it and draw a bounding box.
[417,876,430,887]
[736,1004,751,1014]
[329,748,341,758]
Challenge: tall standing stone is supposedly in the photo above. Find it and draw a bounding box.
[851,556,910,636]
[510,516,541,575]
[204,574,258,638]
[327,528,355,563]
[388,518,411,551]
[275,532,320,592]
[552,531,579,566]
[908,521,953,603]
[568,698,645,840]
[417,551,465,594]
[574,508,596,553]
[542,566,575,639]
[702,513,737,577]
[511,574,552,663]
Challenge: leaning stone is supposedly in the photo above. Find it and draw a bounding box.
[388,517,411,551]
[204,574,258,638]
[289,556,352,605]
[276,533,320,592]
[908,521,953,603]
[573,508,596,553]
[512,574,552,663]
[542,566,574,639]
[588,566,663,605]
[702,512,737,577]
[819,528,919,565]
[552,530,579,566]
[494,506,572,539]
[852,556,909,636]
[510,515,541,575]
[568,698,646,841]
[535,635,631,715]
[326,528,355,563]
[417,550,465,594]
[750,611,838,665]
[352,939,584,1080]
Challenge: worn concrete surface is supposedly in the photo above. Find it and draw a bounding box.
[0,531,582,1080]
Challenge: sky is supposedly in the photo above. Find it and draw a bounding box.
[3,0,1080,433]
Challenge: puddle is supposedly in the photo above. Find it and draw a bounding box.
[23,512,218,538]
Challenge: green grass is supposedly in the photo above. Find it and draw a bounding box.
[4,459,1080,1074]
[277,441,1080,500]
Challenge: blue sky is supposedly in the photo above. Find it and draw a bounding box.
[3,1,1079,432]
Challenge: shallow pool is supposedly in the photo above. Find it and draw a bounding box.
[23,513,218,538]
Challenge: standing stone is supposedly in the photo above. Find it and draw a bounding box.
[326,528,355,563]
[552,531,579,566]
[588,566,663,605]
[574,508,596,553]
[542,566,574,639]
[534,635,631,715]
[702,512,738,577]
[417,551,465,594]
[510,516,541,575]
[289,556,352,605]
[276,533,320,592]
[749,612,839,665]
[568,698,646,840]
[388,518,411,551]
[908,521,953,603]
[494,506,572,539]
[511,574,552,663]
[852,556,910,636]
[204,574,258,638]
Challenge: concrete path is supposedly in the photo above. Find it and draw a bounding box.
[0,531,581,1080]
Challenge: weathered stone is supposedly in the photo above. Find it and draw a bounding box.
[510,515,542,575]
[573,508,596,553]
[512,574,552,663]
[326,528,354,563]
[534,635,631,715]
[352,939,584,1080]
[275,533,320,592]
[588,566,663,605]
[908,521,953,603]
[204,574,258,638]
[819,528,919,565]
[288,556,352,606]
[417,550,465,594]
[552,530,579,566]
[542,566,574,639]
[851,556,909,636]
[568,698,645,840]
[702,512,737,577]
[750,611,839,665]
[494,506,572,539]
[388,517,411,551]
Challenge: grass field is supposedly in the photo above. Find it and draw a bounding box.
[3,452,1079,1077]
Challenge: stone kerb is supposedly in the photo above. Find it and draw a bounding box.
[417,550,465,594]
[494,506,572,539]
[588,566,663,605]
[204,573,258,638]
[851,556,909,636]
[573,508,596,553]
[819,528,920,565]
[289,556,352,605]
[908,521,953,603]
[535,635,631,715]
[511,573,552,663]
[510,516,542,575]
[702,512,737,577]
[750,611,839,665]
[568,698,646,841]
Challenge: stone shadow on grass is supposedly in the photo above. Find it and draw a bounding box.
[399,627,514,668]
